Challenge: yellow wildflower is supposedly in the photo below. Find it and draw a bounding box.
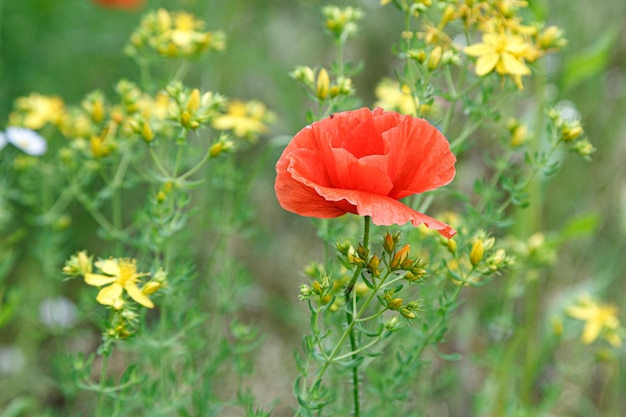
[85,258,154,310]
[567,294,622,347]
[9,93,65,129]
[212,100,273,141]
[374,78,423,116]
[464,32,532,77]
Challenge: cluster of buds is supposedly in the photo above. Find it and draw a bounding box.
[470,236,513,274]
[547,107,594,160]
[381,289,424,319]
[63,250,94,277]
[290,66,354,102]
[125,9,226,59]
[383,235,427,282]
[322,6,363,43]
[407,45,459,71]
[90,125,116,158]
[208,133,236,158]
[115,81,177,142]
[299,274,332,305]
[382,0,432,16]
[536,25,568,52]
[510,232,556,268]
[166,82,225,131]
[447,235,513,286]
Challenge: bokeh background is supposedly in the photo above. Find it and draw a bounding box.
[1,0,626,415]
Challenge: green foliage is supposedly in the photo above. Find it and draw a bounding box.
[0,1,624,416]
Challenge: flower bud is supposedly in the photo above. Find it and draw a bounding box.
[180,110,191,127]
[562,121,583,141]
[447,238,457,254]
[470,239,484,266]
[390,244,410,270]
[290,66,315,86]
[572,140,595,158]
[428,46,443,70]
[316,68,330,100]
[141,122,154,143]
[539,26,567,50]
[510,124,528,147]
[186,89,201,113]
[142,281,162,295]
[383,232,396,253]
[400,307,416,319]
[388,298,403,310]
[368,255,380,277]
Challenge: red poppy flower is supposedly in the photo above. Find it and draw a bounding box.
[93,0,144,10]
[275,108,456,238]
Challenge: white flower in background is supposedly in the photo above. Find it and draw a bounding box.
[39,296,78,329]
[0,345,25,376]
[5,126,47,155]
[0,132,6,151]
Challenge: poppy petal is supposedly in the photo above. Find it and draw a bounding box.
[275,154,346,218]
[385,115,456,199]
[294,177,456,238]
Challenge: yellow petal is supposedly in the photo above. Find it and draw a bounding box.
[500,53,531,75]
[96,283,124,308]
[605,331,622,348]
[482,33,499,46]
[475,53,499,76]
[96,259,120,276]
[581,321,602,345]
[566,305,594,320]
[84,273,117,287]
[125,283,154,308]
[464,42,493,57]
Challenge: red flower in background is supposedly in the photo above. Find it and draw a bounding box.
[275,108,457,238]
[93,0,144,10]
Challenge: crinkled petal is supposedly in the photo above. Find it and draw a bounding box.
[384,114,456,199]
[275,152,346,218]
[295,177,456,238]
[96,283,124,307]
[84,273,117,287]
[125,282,154,308]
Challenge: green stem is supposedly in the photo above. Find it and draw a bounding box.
[345,216,370,416]
[95,353,110,417]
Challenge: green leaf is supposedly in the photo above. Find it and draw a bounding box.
[557,212,600,242]
[562,26,619,90]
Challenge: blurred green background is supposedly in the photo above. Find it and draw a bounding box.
[1,0,626,415]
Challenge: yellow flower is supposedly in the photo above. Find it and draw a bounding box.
[85,259,154,310]
[212,100,273,141]
[567,294,622,347]
[374,78,421,116]
[464,32,532,77]
[9,93,65,129]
